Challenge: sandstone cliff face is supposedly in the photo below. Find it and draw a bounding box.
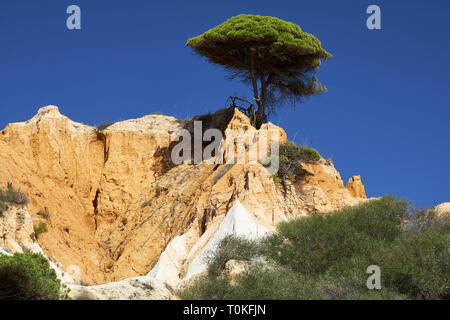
[0,203,80,284]
[0,105,367,285]
[0,204,37,254]
[0,106,185,284]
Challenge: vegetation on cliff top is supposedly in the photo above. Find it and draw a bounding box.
[179,197,450,300]
[261,140,321,187]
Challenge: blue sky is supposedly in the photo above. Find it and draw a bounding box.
[0,0,449,208]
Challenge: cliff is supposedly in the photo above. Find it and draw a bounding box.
[0,105,367,285]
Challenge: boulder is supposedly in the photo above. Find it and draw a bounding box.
[434,202,450,217]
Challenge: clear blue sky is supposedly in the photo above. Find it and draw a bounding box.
[0,0,449,208]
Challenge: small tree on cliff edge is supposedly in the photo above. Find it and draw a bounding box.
[187,14,332,128]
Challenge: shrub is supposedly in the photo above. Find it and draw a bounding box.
[262,141,321,189]
[0,253,64,300]
[227,266,321,300]
[378,228,450,299]
[180,256,408,300]
[0,200,6,213]
[151,112,163,115]
[206,235,259,276]
[0,183,29,206]
[181,266,320,300]
[34,222,48,239]
[179,196,449,300]
[280,141,321,163]
[264,196,408,274]
[272,174,282,184]
[315,257,408,300]
[178,275,235,300]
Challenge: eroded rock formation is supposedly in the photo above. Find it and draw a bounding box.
[0,204,38,254]
[0,105,368,286]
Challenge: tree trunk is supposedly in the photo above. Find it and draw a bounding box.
[256,73,269,129]
[255,107,267,129]
[249,54,267,129]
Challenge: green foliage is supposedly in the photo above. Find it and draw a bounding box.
[280,141,321,162]
[0,183,30,206]
[272,174,282,184]
[378,228,450,299]
[186,14,331,127]
[179,267,321,300]
[178,275,235,300]
[315,257,408,300]
[151,111,163,115]
[207,235,259,276]
[262,141,321,188]
[178,197,449,300]
[232,267,320,300]
[0,200,6,213]
[187,14,331,61]
[264,196,408,275]
[0,253,65,300]
[34,222,48,239]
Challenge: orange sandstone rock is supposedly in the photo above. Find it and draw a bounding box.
[0,105,367,285]
[346,175,367,198]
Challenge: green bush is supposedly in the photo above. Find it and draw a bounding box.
[314,254,410,300]
[264,196,408,275]
[34,222,48,239]
[0,200,6,213]
[0,253,65,300]
[262,141,321,189]
[207,235,259,276]
[178,196,449,300]
[0,183,29,206]
[225,266,321,300]
[180,258,408,300]
[280,141,321,162]
[378,228,450,299]
[178,275,235,300]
